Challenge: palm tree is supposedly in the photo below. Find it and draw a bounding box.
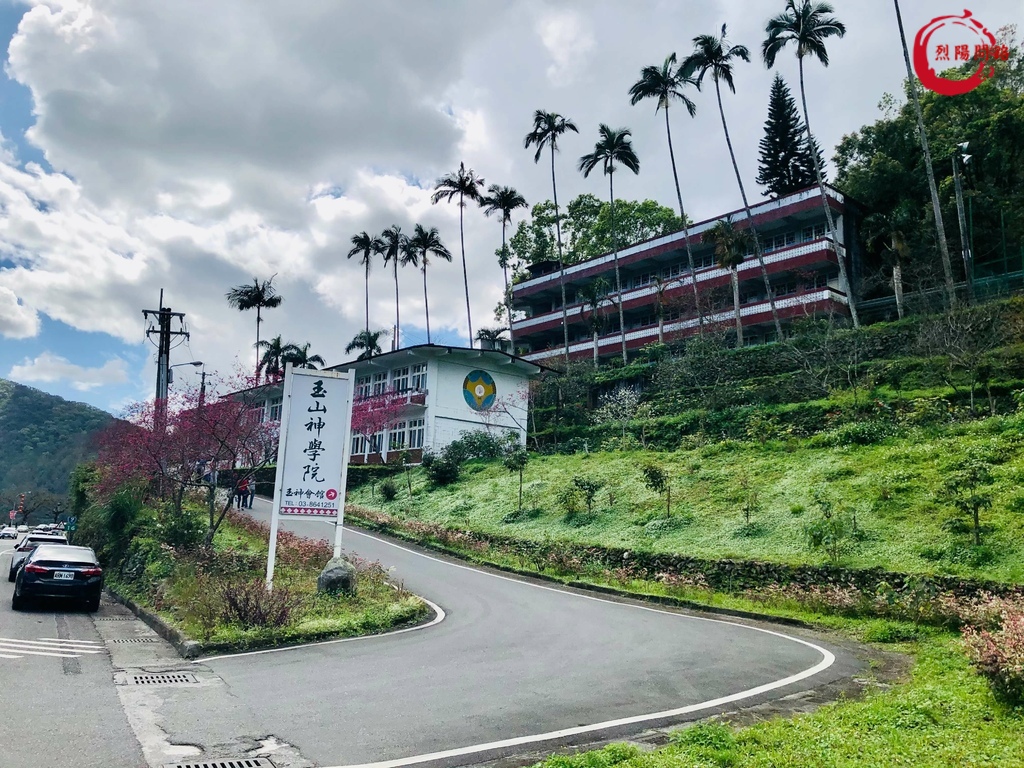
[431,162,485,345]
[345,329,389,361]
[283,342,326,370]
[480,184,528,348]
[865,201,915,320]
[347,231,384,338]
[628,54,704,332]
[524,110,579,363]
[256,335,299,381]
[763,0,859,328]
[226,275,283,380]
[578,124,640,364]
[708,217,753,347]
[579,277,611,367]
[892,0,956,307]
[682,25,783,341]
[380,225,410,350]
[406,224,452,344]
[475,327,509,351]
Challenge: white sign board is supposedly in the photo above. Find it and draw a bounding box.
[266,365,354,587]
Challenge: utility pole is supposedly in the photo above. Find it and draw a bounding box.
[198,368,208,408]
[142,289,189,427]
[952,145,976,305]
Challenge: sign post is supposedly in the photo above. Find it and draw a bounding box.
[265,364,354,590]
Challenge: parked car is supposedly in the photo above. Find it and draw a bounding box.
[16,525,28,533]
[7,533,69,581]
[0,526,17,540]
[11,545,103,612]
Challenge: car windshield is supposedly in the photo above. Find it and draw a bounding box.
[30,546,97,565]
[18,536,67,550]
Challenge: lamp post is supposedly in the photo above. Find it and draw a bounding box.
[952,142,976,305]
[167,360,203,386]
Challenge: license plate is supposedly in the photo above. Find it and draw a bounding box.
[54,571,75,581]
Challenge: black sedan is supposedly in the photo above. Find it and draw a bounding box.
[11,545,104,612]
[7,533,69,581]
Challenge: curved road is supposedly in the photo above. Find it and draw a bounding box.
[179,503,859,768]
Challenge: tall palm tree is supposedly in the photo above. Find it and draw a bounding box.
[347,231,383,338]
[524,110,579,363]
[256,335,299,381]
[380,225,410,350]
[892,0,956,307]
[865,201,915,320]
[708,217,753,347]
[283,342,326,370]
[578,124,640,364]
[763,0,859,328]
[579,277,611,367]
[345,329,389,361]
[475,327,509,351]
[406,224,452,344]
[628,54,704,332]
[431,162,485,345]
[682,25,783,341]
[226,275,283,380]
[480,184,528,348]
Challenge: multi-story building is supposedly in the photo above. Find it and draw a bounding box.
[511,186,862,363]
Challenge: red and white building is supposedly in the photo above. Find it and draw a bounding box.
[511,186,863,363]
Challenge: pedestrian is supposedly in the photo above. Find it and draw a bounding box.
[247,480,256,509]
[236,477,249,509]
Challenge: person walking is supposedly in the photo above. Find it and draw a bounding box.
[247,480,256,509]
[236,477,249,509]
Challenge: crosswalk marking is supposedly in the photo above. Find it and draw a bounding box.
[0,637,107,660]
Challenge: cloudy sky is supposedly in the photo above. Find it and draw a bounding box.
[0,0,1020,414]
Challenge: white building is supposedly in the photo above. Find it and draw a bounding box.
[246,345,544,465]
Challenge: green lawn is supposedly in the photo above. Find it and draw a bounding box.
[350,415,1024,583]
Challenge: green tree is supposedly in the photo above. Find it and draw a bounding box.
[578,276,611,367]
[380,225,411,349]
[578,124,641,364]
[763,0,859,327]
[347,231,384,338]
[708,217,752,346]
[756,73,818,196]
[256,335,299,380]
[282,342,325,370]
[225,276,283,380]
[629,53,704,330]
[641,464,671,516]
[345,329,389,361]
[863,200,916,319]
[431,162,485,345]
[502,445,530,514]
[480,185,528,348]
[565,194,680,263]
[524,111,579,363]
[941,458,994,546]
[406,224,452,344]
[683,25,782,340]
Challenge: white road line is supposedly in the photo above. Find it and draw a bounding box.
[0,638,104,652]
[311,528,837,768]
[0,645,80,658]
[0,653,21,659]
[33,638,104,646]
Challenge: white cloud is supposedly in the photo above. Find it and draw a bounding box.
[9,351,129,391]
[0,286,40,338]
[536,10,594,87]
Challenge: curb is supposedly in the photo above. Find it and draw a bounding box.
[104,587,203,659]
[345,516,815,630]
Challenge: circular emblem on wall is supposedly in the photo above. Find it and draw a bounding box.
[463,370,497,411]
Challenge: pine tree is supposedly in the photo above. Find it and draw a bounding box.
[757,73,821,197]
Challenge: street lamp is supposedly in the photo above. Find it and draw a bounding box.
[952,142,975,305]
[167,360,203,385]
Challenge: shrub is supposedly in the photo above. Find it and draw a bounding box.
[963,608,1024,704]
[380,479,399,502]
[158,506,205,550]
[421,451,461,486]
[219,578,304,630]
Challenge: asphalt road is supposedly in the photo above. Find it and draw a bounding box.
[0,507,859,768]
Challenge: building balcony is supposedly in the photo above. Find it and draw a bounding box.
[513,238,842,336]
[519,287,848,363]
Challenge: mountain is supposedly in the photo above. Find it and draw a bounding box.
[0,377,113,498]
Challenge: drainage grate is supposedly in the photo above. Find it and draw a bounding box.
[112,637,158,643]
[128,672,199,685]
[96,617,135,621]
[163,759,276,768]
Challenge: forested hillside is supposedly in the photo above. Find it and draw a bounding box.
[0,378,112,496]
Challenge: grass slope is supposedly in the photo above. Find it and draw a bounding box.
[350,415,1024,583]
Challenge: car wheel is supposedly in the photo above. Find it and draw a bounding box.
[7,568,14,583]
[11,590,24,611]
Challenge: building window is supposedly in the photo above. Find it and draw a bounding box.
[389,421,407,450]
[372,372,387,395]
[351,435,366,455]
[392,366,409,392]
[369,431,383,454]
[356,376,371,399]
[411,363,427,391]
[408,418,424,449]
[252,403,266,422]
[268,397,283,421]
